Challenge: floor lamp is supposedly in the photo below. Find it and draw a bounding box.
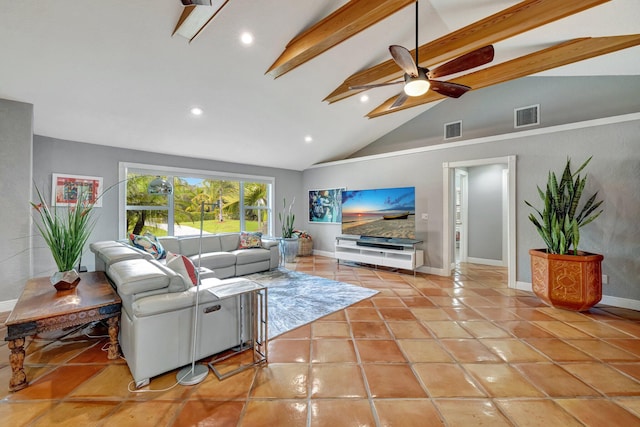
[176,201,209,385]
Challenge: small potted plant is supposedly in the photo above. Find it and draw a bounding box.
[279,197,298,263]
[31,185,98,290]
[525,156,604,311]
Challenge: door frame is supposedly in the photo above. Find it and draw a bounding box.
[442,155,516,288]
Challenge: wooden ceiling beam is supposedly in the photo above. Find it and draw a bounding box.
[266,0,414,79]
[366,35,640,118]
[325,0,611,104]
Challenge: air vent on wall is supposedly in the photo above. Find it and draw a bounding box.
[444,120,462,140]
[514,104,540,128]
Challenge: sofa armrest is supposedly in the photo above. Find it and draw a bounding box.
[261,239,279,249]
[108,259,172,296]
[131,277,250,317]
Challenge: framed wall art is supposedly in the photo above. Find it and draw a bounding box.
[52,173,104,207]
[308,188,343,223]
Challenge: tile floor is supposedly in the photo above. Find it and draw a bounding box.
[1,256,640,426]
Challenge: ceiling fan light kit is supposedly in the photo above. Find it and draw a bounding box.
[404,68,430,96]
[348,1,494,109]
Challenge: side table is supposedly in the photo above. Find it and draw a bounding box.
[4,271,122,391]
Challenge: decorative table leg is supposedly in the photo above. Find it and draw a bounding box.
[106,316,121,359]
[8,338,27,392]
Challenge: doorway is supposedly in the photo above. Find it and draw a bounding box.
[442,156,516,288]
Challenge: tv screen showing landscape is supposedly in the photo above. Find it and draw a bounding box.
[341,186,416,239]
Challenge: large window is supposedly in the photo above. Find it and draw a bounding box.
[120,164,273,238]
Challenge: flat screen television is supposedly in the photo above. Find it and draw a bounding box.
[341,186,416,240]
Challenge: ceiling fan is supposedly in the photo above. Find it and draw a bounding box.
[350,1,495,108]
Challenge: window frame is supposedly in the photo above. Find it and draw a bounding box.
[119,162,274,238]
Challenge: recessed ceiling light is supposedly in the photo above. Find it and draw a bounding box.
[304,135,313,143]
[240,32,254,45]
[190,107,203,116]
[360,94,369,103]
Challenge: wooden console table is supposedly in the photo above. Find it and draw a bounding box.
[4,271,122,391]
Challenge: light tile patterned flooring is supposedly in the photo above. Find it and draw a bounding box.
[1,256,640,426]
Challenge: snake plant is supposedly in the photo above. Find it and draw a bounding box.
[279,197,296,238]
[525,156,603,255]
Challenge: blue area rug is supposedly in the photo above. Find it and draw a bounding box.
[245,268,378,338]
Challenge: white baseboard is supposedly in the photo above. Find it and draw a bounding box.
[515,281,533,292]
[513,281,640,311]
[313,250,335,258]
[467,257,506,267]
[600,295,640,311]
[0,299,17,313]
[416,266,448,276]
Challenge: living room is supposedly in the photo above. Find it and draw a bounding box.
[2,1,640,425]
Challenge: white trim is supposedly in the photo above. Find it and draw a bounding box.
[512,282,640,311]
[118,162,276,238]
[600,295,640,311]
[121,161,275,183]
[313,249,334,258]
[467,257,505,267]
[0,299,17,312]
[515,281,533,292]
[417,265,448,276]
[308,113,640,169]
[443,156,516,288]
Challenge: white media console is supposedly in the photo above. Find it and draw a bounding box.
[335,235,424,272]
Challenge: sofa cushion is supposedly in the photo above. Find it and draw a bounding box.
[93,244,152,270]
[179,235,222,257]
[232,248,271,265]
[108,259,172,295]
[157,236,180,254]
[166,253,198,286]
[239,231,262,249]
[192,251,236,270]
[219,233,240,252]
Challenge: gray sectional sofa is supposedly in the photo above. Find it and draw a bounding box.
[90,233,278,386]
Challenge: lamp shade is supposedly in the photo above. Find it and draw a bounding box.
[148,177,173,195]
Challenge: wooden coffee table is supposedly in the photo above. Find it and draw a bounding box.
[4,271,121,391]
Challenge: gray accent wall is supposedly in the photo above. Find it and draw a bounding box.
[0,99,33,302]
[351,76,640,158]
[303,116,640,302]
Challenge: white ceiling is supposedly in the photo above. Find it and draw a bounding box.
[1,0,639,171]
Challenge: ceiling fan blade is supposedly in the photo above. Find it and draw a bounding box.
[390,92,409,108]
[429,45,495,79]
[367,35,640,118]
[389,45,418,76]
[429,80,471,98]
[326,0,610,104]
[349,81,403,90]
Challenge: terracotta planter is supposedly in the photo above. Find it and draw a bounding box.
[529,249,604,311]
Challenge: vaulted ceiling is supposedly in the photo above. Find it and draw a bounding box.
[1,0,639,171]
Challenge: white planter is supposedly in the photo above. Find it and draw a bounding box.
[282,237,299,263]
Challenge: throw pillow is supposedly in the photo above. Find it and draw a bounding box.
[239,231,262,249]
[129,232,166,260]
[166,253,198,286]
